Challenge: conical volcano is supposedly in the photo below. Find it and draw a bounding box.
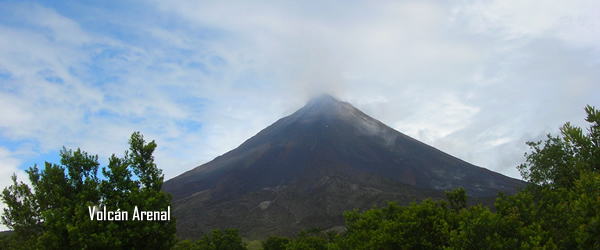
[163,94,525,239]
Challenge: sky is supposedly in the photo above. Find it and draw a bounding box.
[1,0,599,230]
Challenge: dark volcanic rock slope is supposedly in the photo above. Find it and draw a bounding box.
[163,94,525,240]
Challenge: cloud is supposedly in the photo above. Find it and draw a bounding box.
[453,0,600,51]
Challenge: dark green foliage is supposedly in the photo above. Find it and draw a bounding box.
[494,170,600,249]
[0,231,37,250]
[261,228,340,250]
[445,187,467,212]
[330,190,552,249]
[1,132,176,249]
[342,198,457,249]
[171,239,197,250]
[448,204,533,249]
[285,228,339,250]
[339,188,473,249]
[262,235,291,250]
[171,229,247,250]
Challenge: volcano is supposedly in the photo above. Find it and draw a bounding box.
[163,94,525,240]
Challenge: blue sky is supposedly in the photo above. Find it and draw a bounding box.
[1,0,600,230]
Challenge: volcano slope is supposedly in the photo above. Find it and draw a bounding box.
[163,94,525,240]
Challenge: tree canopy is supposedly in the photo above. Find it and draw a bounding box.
[1,132,176,249]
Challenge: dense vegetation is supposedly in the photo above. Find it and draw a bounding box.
[2,105,599,249]
[1,132,176,249]
[171,229,247,250]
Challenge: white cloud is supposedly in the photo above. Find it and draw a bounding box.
[453,0,600,51]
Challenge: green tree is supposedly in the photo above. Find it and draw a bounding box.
[171,239,197,250]
[446,203,544,249]
[569,171,600,248]
[172,229,247,250]
[261,235,291,250]
[495,105,600,248]
[285,228,341,250]
[1,132,176,249]
[340,198,456,249]
[445,187,467,212]
[518,105,600,190]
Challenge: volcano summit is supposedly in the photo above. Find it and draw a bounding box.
[163,94,525,239]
